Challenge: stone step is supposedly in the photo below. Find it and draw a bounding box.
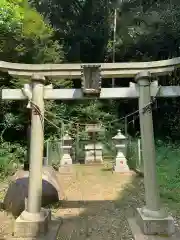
[58,166,73,175]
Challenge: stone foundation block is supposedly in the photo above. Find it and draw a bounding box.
[58,165,73,175]
[4,167,60,218]
[128,217,179,240]
[137,208,175,236]
[13,209,51,238]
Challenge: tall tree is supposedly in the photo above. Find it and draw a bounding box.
[30,0,114,62]
[0,0,64,143]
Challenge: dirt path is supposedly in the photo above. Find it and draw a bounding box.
[55,165,138,240]
[0,180,14,239]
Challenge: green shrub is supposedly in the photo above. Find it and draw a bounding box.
[0,141,25,179]
[156,141,180,208]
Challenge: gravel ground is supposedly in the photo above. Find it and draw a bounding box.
[0,180,14,239]
[54,165,143,240]
[0,165,179,239]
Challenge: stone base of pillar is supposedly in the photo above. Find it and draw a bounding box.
[13,209,50,238]
[58,165,73,175]
[135,207,175,236]
[128,217,179,240]
[13,208,61,239]
[60,153,72,166]
[114,152,130,173]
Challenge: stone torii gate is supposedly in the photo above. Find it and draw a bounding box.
[1,58,180,239]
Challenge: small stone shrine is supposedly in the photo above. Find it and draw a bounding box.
[112,129,130,172]
[85,124,103,164]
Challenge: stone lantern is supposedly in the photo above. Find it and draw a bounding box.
[60,133,73,166]
[112,129,130,172]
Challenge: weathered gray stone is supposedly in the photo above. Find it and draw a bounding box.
[128,217,179,240]
[9,216,62,240]
[60,134,73,166]
[3,167,61,218]
[60,146,72,165]
[58,165,73,175]
[85,143,103,164]
[136,208,175,236]
[13,209,50,238]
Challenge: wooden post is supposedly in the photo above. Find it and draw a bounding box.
[125,117,128,136]
[27,76,45,214]
[75,123,79,163]
[25,123,31,170]
[137,138,142,171]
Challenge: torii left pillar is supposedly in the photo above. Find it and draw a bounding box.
[13,75,51,239]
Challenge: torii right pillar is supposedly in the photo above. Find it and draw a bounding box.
[135,71,175,236]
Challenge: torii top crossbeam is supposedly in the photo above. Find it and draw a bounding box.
[0,57,180,78]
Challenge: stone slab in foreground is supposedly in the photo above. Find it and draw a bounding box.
[128,218,180,240]
[58,165,74,175]
[3,167,61,217]
[8,218,61,240]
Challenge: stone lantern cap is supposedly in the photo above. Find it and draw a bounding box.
[62,133,72,148]
[63,133,72,141]
[112,129,126,140]
[85,124,104,133]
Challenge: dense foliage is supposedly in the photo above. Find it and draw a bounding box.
[30,0,180,139]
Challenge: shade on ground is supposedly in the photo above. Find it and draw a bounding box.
[54,165,137,240]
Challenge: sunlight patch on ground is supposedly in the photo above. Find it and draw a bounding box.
[56,164,135,240]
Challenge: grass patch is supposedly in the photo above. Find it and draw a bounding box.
[0,141,25,180]
[156,140,180,214]
[0,141,26,201]
[127,139,180,214]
